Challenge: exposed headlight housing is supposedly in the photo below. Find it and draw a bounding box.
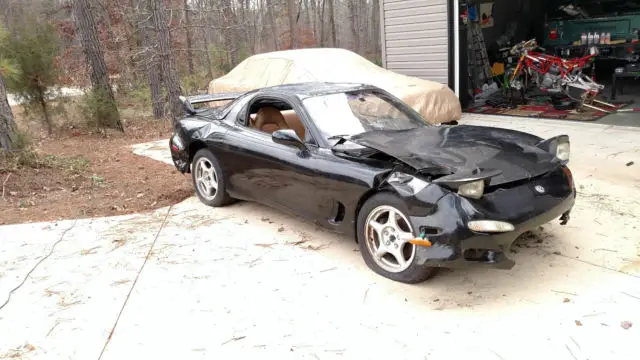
[556,140,570,162]
[468,220,515,233]
[457,180,484,199]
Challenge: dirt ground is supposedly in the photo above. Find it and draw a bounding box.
[0,103,193,225]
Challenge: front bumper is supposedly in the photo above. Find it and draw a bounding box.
[408,167,576,270]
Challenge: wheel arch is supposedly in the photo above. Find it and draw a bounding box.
[188,140,208,171]
[353,188,399,243]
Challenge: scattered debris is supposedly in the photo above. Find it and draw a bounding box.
[563,298,571,303]
[112,279,131,286]
[626,161,634,167]
[261,216,273,224]
[575,320,583,326]
[552,290,578,296]
[433,298,440,302]
[553,251,562,255]
[1,343,36,358]
[80,246,100,255]
[255,243,277,248]
[290,239,307,246]
[621,321,633,330]
[319,267,337,273]
[594,248,617,253]
[221,335,246,345]
[278,226,285,232]
[467,291,473,295]
[136,193,144,198]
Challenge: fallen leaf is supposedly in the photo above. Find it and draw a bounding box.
[621,321,632,330]
[626,161,634,167]
[575,320,583,326]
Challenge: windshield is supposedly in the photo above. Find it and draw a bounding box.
[302,90,428,143]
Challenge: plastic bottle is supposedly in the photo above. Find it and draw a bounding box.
[594,32,600,44]
[581,33,587,45]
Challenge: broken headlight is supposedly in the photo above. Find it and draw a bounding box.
[556,139,570,162]
[457,180,484,199]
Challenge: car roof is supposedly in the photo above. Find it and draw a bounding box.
[252,82,380,99]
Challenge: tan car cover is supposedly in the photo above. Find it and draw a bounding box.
[207,48,461,124]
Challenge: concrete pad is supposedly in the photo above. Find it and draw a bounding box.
[1,115,638,359]
[0,209,170,359]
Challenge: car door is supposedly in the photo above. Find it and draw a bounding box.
[217,95,326,222]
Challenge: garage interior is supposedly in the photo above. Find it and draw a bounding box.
[459,0,640,125]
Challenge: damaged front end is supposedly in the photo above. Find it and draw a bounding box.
[381,165,576,270]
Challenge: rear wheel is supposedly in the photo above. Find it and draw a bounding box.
[191,149,232,207]
[357,193,438,284]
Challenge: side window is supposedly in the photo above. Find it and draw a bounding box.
[242,98,315,145]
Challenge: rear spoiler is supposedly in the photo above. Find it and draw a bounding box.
[179,92,244,115]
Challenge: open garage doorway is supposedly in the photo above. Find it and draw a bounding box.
[457,0,640,125]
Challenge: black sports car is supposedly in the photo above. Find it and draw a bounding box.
[169,82,576,284]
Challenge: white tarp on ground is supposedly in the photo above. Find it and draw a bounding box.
[1,115,639,360]
[208,48,462,125]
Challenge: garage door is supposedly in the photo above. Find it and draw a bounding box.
[381,0,450,84]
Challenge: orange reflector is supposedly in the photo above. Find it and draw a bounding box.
[408,239,432,247]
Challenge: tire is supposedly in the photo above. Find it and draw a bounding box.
[357,192,438,284]
[191,149,233,207]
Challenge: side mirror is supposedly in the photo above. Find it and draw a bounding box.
[272,129,306,150]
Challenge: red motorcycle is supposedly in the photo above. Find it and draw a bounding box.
[508,39,615,113]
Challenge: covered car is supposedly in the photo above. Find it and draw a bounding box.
[207,48,461,125]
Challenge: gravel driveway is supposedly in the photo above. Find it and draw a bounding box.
[1,114,638,360]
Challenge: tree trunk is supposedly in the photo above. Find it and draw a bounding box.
[140,0,164,119]
[220,0,239,66]
[198,0,213,78]
[357,1,366,55]
[0,74,19,151]
[184,0,195,75]
[320,0,326,47]
[347,0,358,52]
[286,0,297,48]
[151,0,183,125]
[267,0,279,51]
[372,0,381,57]
[73,0,124,131]
[310,0,317,44]
[327,0,337,47]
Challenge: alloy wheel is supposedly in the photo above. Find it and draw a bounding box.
[364,205,416,273]
[194,157,218,201]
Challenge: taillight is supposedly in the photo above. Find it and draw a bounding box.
[562,166,574,191]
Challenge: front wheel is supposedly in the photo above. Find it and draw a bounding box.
[357,192,438,284]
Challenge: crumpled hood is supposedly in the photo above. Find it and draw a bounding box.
[349,125,562,186]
